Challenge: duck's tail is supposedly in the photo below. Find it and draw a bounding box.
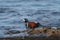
[36,22,43,27]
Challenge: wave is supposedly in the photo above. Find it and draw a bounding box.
[51,12,60,16]
[0,5,60,38]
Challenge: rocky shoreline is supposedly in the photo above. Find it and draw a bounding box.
[1,27,60,40]
[0,35,60,40]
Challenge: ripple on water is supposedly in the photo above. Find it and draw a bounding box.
[0,8,10,13]
[51,12,60,16]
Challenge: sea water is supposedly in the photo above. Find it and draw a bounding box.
[0,0,60,38]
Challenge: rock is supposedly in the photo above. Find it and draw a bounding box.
[26,27,60,36]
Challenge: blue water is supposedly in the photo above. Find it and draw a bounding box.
[0,0,60,38]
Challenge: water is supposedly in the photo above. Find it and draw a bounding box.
[0,0,60,38]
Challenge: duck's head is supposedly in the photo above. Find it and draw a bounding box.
[23,18,29,23]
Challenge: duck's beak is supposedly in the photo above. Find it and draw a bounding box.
[22,18,28,23]
[22,18,25,22]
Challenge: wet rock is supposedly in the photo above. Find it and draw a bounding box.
[26,27,60,37]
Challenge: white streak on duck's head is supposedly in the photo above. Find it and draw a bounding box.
[23,18,29,23]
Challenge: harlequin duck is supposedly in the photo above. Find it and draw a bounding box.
[23,18,42,30]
